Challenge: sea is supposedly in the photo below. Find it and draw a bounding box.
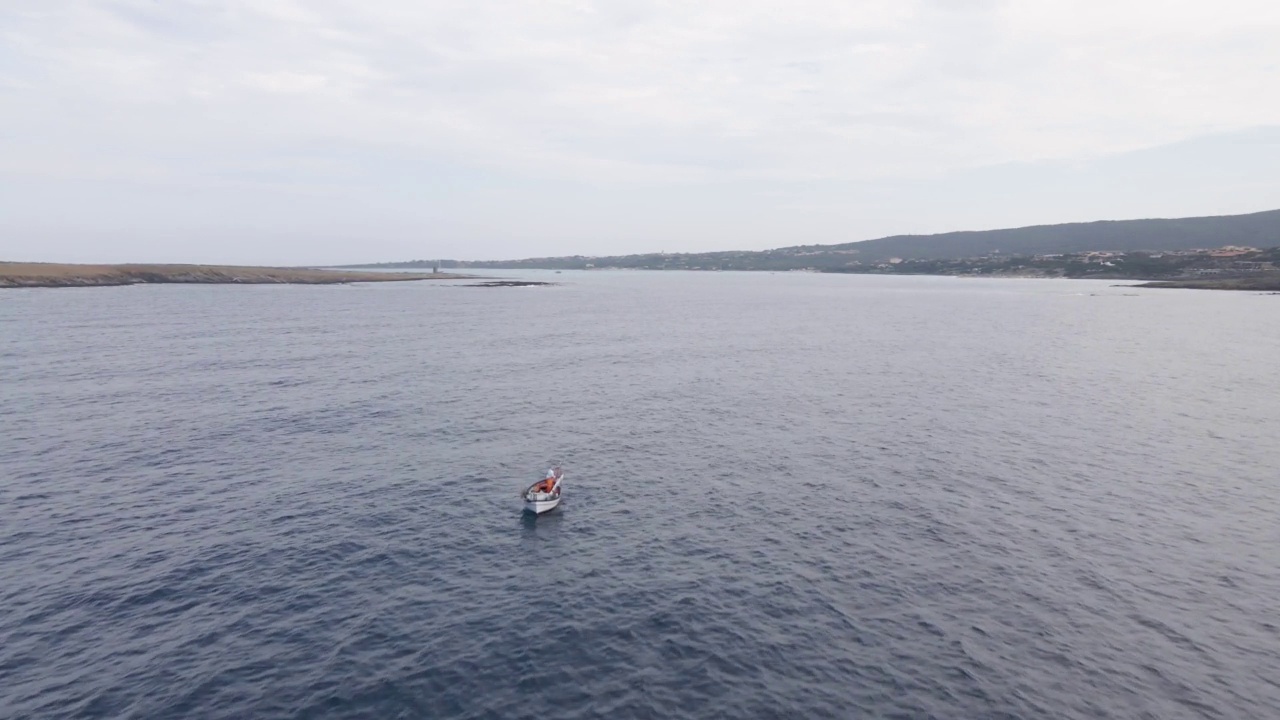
[2,270,1278,719]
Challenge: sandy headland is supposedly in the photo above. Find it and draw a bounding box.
[0,263,475,289]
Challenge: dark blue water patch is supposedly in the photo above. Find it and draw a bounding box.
[1,274,1279,718]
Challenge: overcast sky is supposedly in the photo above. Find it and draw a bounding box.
[2,1,1278,264]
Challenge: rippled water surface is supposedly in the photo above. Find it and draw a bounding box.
[3,272,1279,719]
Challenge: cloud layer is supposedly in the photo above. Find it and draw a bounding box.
[2,0,1278,263]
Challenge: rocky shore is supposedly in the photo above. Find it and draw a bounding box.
[0,263,472,289]
[1132,276,1280,291]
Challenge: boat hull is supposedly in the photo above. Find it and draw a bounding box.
[523,496,561,514]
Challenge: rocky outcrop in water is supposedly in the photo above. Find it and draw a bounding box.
[1133,276,1280,291]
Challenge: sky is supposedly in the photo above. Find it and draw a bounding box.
[1,0,1278,265]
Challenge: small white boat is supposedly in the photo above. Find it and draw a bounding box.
[523,466,563,514]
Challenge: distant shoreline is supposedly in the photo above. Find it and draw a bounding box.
[1130,277,1280,291]
[0,263,475,289]
[6,261,1276,292]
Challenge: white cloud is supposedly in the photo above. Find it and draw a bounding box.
[244,71,330,94]
[1,0,1278,262]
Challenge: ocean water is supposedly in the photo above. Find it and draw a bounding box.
[2,271,1279,719]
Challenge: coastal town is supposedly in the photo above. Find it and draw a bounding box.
[822,245,1280,281]
[427,244,1280,286]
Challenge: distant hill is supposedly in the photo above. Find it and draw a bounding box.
[797,208,1280,262]
[354,208,1280,271]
